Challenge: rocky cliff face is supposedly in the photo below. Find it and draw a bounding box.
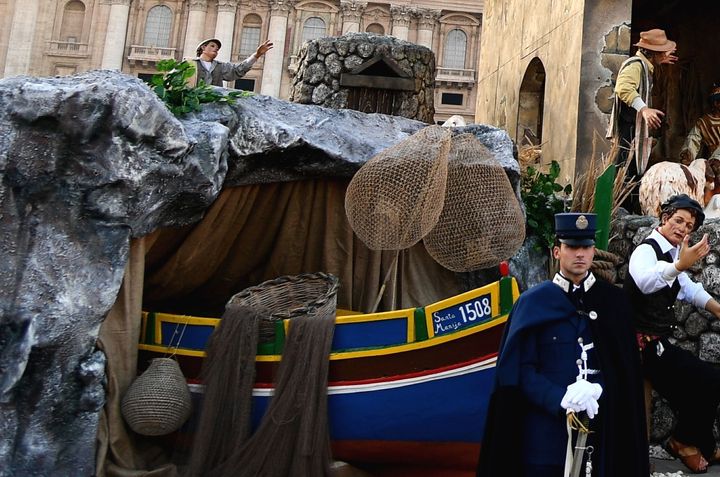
[0,70,518,476]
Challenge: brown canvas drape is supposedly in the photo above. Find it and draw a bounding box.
[143,179,461,315]
[96,235,179,477]
[97,179,463,475]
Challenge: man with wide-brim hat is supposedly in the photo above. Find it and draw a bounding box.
[680,83,720,165]
[608,28,678,208]
[188,38,273,88]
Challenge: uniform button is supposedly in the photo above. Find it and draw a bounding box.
[589,311,598,320]
[576,359,583,366]
[578,337,584,344]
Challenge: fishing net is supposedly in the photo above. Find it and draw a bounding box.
[424,134,526,272]
[187,272,339,477]
[345,125,452,250]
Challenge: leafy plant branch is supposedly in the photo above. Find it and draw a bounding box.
[521,160,572,251]
[151,59,251,117]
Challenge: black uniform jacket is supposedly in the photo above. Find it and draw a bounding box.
[476,278,649,477]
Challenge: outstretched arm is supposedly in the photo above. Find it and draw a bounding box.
[255,40,274,58]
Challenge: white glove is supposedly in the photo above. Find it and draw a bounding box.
[560,379,603,419]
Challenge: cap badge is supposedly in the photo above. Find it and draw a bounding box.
[575,215,589,230]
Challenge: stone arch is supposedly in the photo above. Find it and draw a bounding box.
[59,0,86,43]
[366,23,384,35]
[438,13,481,28]
[517,57,546,146]
[294,0,339,13]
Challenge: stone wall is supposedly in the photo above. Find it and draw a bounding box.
[289,32,435,123]
[608,212,720,445]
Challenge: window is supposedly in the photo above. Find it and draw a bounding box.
[366,23,384,35]
[138,73,154,84]
[441,93,464,106]
[239,15,262,57]
[302,17,326,43]
[144,5,173,48]
[59,1,85,42]
[443,29,467,69]
[234,78,256,92]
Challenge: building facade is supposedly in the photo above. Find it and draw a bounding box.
[476,0,720,184]
[0,0,483,124]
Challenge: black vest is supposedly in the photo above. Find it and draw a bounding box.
[624,238,681,336]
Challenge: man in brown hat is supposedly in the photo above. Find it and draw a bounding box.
[191,38,273,88]
[608,29,678,201]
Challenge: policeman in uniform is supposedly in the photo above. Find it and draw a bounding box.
[477,213,648,477]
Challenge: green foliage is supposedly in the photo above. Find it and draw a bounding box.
[521,160,572,251]
[151,59,252,117]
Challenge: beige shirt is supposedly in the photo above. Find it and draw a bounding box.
[614,51,654,111]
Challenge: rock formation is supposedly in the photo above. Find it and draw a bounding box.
[0,70,518,476]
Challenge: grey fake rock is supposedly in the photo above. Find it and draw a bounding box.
[192,95,523,196]
[0,70,225,477]
[0,69,520,476]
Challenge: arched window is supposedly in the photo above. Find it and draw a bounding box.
[517,57,546,145]
[239,14,262,57]
[302,17,326,43]
[443,29,467,69]
[365,23,384,35]
[59,1,85,43]
[143,5,173,48]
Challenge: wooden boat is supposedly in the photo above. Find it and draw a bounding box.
[137,274,519,473]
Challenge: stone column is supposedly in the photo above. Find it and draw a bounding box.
[390,5,413,41]
[340,0,366,34]
[183,0,209,59]
[100,0,132,70]
[214,0,238,63]
[260,0,294,97]
[3,0,40,77]
[416,8,440,49]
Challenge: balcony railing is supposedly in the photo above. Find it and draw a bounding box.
[127,45,177,64]
[435,67,476,87]
[46,41,90,57]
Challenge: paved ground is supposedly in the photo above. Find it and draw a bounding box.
[652,456,720,475]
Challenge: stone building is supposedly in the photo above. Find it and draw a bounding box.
[475,0,720,183]
[0,0,483,124]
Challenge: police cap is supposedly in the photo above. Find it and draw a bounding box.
[554,213,596,246]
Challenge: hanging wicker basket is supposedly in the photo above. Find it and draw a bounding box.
[121,357,192,436]
[228,272,339,321]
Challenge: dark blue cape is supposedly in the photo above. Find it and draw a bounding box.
[477,279,649,477]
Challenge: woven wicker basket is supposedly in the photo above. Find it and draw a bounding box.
[121,357,192,436]
[228,272,339,322]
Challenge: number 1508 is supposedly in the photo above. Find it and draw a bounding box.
[458,297,491,323]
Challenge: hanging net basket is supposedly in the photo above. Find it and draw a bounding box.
[344,125,452,250]
[424,133,526,271]
[121,357,192,436]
